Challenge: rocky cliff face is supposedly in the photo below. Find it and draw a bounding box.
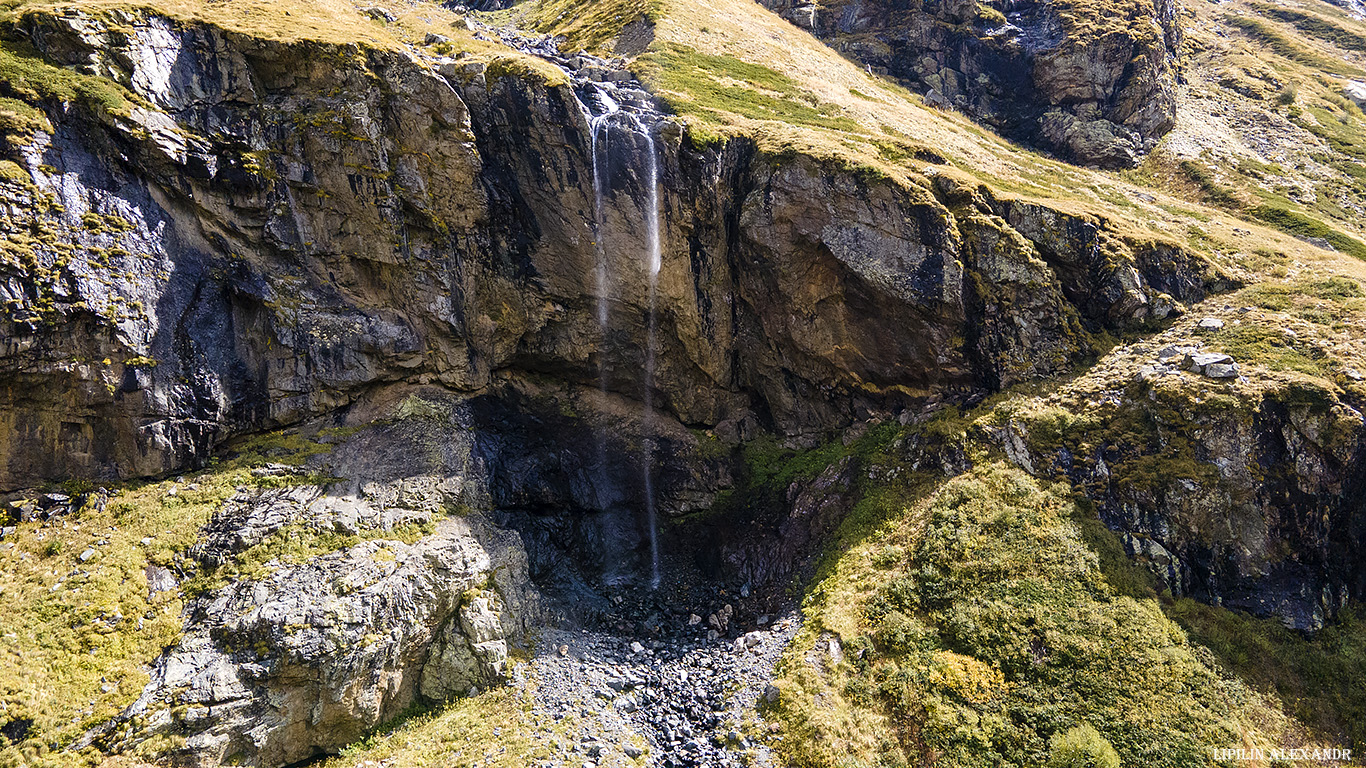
[0,8,1215,495]
[998,327,1366,631]
[755,0,1182,167]
[75,392,549,767]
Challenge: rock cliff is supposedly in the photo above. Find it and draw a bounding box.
[755,0,1182,166]
[0,7,1216,494]
[78,393,549,767]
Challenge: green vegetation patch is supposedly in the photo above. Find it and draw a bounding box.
[319,684,635,768]
[0,94,47,144]
[1169,601,1366,749]
[519,0,665,53]
[1211,324,1335,378]
[186,518,435,594]
[0,39,133,129]
[1179,160,1240,209]
[1250,4,1366,54]
[1242,276,1365,319]
[635,44,862,135]
[0,430,341,766]
[1250,204,1366,260]
[1297,101,1366,166]
[770,463,1291,768]
[1225,15,1366,77]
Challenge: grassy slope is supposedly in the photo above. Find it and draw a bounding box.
[0,0,453,48]
[768,453,1366,768]
[769,462,1303,768]
[1133,0,1366,257]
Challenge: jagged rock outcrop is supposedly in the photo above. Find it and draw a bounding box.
[85,390,549,767]
[755,0,1182,166]
[0,8,1217,495]
[996,362,1366,631]
[716,455,863,590]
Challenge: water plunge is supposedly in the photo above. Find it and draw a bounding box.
[638,115,663,591]
[578,82,663,590]
[586,90,618,477]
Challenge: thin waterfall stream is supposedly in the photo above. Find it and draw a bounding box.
[584,89,617,484]
[576,76,664,590]
[639,115,663,590]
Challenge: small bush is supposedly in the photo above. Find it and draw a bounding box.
[1047,724,1120,768]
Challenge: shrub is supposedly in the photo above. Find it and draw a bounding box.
[1047,724,1120,768]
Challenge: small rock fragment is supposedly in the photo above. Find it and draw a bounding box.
[1183,352,1233,374]
[1204,362,1240,379]
[361,6,397,22]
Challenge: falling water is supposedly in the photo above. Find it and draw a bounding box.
[579,88,634,587]
[638,116,663,591]
[577,83,663,589]
[586,90,620,343]
[585,90,619,474]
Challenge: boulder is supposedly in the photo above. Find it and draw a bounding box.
[1203,362,1240,379]
[1346,80,1366,110]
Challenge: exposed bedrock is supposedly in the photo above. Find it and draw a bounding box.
[996,379,1366,631]
[0,9,1217,492]
[755,0,1183,167]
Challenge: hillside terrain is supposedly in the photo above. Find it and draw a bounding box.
[0,0,1362,765]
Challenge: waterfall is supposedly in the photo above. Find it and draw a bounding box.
[575,79,664,590]
[586,90,618,475]
[587,90,619,345]
[637,115,662,591]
